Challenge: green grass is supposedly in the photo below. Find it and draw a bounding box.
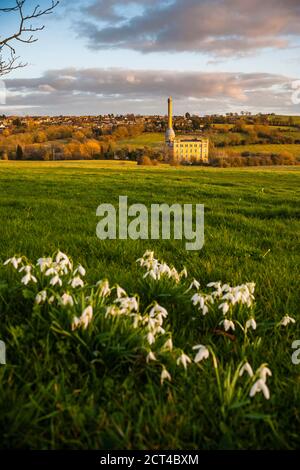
[0,161,299,450]
[226,144,300,157]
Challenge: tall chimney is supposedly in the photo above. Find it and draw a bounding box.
[168,96,173,129]
[165,96,175,144]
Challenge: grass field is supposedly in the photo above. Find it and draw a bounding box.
[0,161,299,449]
[118,132,164,149]
[227,144,300,157]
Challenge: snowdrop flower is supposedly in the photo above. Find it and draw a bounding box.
[70,276,84,288]
[180,267,188,279]
[149,303,168,319]
[278,315,296,327]
[145,269,158,280]
[35,290,47,305]
[105,305,121,318]
[116,285,127,298]
[258,365,272,382]
[21,266,37,285]
[147,332,156,345]
[50,275,62,287]
[37,257,52,272]
[250,379,270,400]
[136,251,154,266]
[245,318,257,330]
[170,267,180,283]
[159,263,171,276]
[97,279,111,297]
[56,251,70,265]
[247,283,256,295]
[162,338,173,352]
[176,353,192,370]
[222,319,235,332]
[74,264,86,277]
[219,302,230,315]
[193,345,210,363]
[71,316,81,331]
[191,294,209,314]
[160,367,172,385]
[239,362,254,378]
[146,351,157,363]
[4,256,22,270]
[131,313,143,329]
[61,293,74,307]
[48,295,55,304]
[80,306,93,329]
[116,296,139,314]
[187,279,201,291]
[207,281,221,288]
[45,267,57,277]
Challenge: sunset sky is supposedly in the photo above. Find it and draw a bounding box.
[1,0,300,115]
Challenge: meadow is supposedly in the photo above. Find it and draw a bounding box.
[227,144,300,157]
[118,132,164,149]
[0,161,299,449]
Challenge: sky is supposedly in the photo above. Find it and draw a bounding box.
[0,0,300,116]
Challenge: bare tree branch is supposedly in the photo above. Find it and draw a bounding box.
[0,0,59,76]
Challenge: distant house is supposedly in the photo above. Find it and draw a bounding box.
[165,97,209,163]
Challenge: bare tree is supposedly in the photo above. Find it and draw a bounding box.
[0,0,59,76]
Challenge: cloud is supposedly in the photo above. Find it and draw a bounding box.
[76,0,300,57]
[3,67,299,115]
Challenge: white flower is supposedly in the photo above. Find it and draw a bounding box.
[116,285,127,298]
[245,318,257,330]
[48,295,55,304]
[162,338,173,351]
[45,267,57,276]
[149,303,168,319]
[222,319,235,332]
[147,332,156,345]
[70,276,84,288]
[219,302,230,315]
[193,345,209,363]
[250,379,270,400]
[258,365,272,382]
[239,362,254,378]
[187,279,200,291]
[131,313,143,328]
[176,353,192,370]
[35,290,47,304]
[278,315,296,327]
[4,256,22,269]
[50,275,62,287]
[80,305,93,329]
[74,264,86,277]
[20,266,37,285]
[56,251,70,264]
[160,367,172,385]
[146,351,157,363]
[71,316,81,331]
[207,281,221,288]
[180,267,188,278]
[61,293,74,307]
[105,305,120,318]
[97,279,111,297]
[37,257,52,272]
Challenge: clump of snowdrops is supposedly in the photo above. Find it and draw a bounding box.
[3,250,296,404]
